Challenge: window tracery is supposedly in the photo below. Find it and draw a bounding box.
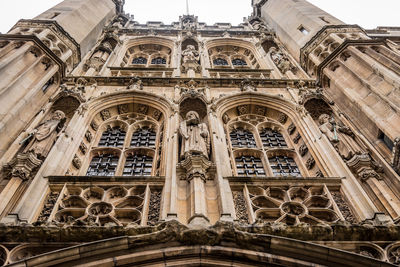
[98,126,126,147]
[131,127,156,148]
[151,57,166,65]
[208,45,259,69]
[123,152,153,176]
[213,58,229,66]
[132,57,147,65]
[224,107,308,177]
[232,58,247,66]
[87,153,119,176]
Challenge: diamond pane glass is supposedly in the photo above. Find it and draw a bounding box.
[123,154,153,176]
[230,128,256,148]
[269,156,301,177]
[131,127,156,148]
[260,128,287,148]
[86,154,119,176]
[98,127,126,147]
[235,156,265,176]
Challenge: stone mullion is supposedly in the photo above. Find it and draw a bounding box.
[172,36,182,77]
[2,109,89,223]
[162,112,179,220]
[208,112,234,220]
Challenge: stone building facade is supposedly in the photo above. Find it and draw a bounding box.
[0,0,400,265]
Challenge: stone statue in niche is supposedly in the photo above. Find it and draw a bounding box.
[22,110,66,160]
[318,114,361,160]
[182,45,199,64]
[179,111,210,160]
[269,47,295,76]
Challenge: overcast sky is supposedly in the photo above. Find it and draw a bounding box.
[0,0,398,33]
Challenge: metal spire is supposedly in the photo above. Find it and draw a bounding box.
[186,0,189,15]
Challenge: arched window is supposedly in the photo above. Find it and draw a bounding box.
[235,156,265,176]
[131,127,156,148]
[151,57,166,65]
[213,58,228,66]
[123,153,153,176]
[260,128,287,148]
[230,128,256,148]
[232,58,247,66]
[268,156,301,177]
[98,126,126,147]
[87,154,119,176]
[132,57,147,64]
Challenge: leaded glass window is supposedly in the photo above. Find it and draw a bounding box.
[232,58,247,66]
[269,156,301,177]
[230,128,256,148]
[151,57,166,65]
[235,156,265,176]
[87,154,119,176]
[123,154,153,176]
[260,128,288,148]
[213,58,228,66]
[131,127,156,148]
[132,57,147,64]
[98,127,126,147]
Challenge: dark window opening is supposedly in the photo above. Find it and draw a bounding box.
[123,154,153,176]
[260,128,288,148]
[87,154,119,176]
[269,156,301,177]
[132,57,147,64]
[232,58,247,66]
[42,77,54,92]
[379,130,394,151]
[230,128,256,148]
[98,126,126,147]
[213,58,229,66]
[131,127,156,148]
[151,57,166,65]
[235,156,265,176]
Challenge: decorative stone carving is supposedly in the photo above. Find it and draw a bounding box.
[269,47,297,76]
[299,144,308,157]
[288,123,296,135]
[222,113,230,124]
[85,131,93,142]
[57,83,86,103]
[306,157,315,170]
[90,121,98,131]
[233,191,248,224]
[118,104,129,114]
[127,77,143,90]
[237,105,249,115]
[318,114,361,160]
[240,79,257,92]
[278,113,288,124]
[293,133,301,144]
[72,155,82,169]
[35,192,59,225]
[147,191,162,226]
[181,45,200,73]
[330,191,357,224]
[79,143,87,155]
[179,111,210,160]
[255,106,266,116]
[3,152,42,180]
[100,109,111,121]
[315,170,324,177]
[152,110,162,121]
[22,110,66,160]
[137,104,148,114]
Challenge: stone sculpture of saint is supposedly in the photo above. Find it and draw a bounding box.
[318,114,361,160]
[182,45,199,63]
[23,110,66,160]
[179,111,210,160]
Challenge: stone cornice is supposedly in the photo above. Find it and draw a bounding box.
[316,39,387,84]
[63,76,316,89]
[0,34,66,76]
[14,19,81,60]
[300,25,365,70]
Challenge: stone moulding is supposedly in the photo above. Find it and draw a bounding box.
[0,34,66,76]
[0,220,397,266]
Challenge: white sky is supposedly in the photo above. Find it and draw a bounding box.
[0,0,398,33]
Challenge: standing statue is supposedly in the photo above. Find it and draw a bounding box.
[23,110,66,160]
[182,45,199,64]
[318,114,361,160]
[179,111,210,160]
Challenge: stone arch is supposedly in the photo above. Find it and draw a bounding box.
[304,98,333,121]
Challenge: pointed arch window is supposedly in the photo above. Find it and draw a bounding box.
[260,128,288,148]
[213,58,229,66]
[235,156,265,176]
[87,154,119,176]
[132,57,147,64]
[98,126,126,147]
[131,127,156,148]
[151,57,166,65]
[269,156,301,177]
[123,153,153,176]
[230,128,256,148]
[232,58,247,66]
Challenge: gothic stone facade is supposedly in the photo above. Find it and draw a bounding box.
[0,0,400,266]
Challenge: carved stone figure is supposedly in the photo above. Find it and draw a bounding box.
[23,110,65,160]
[179,111,210,160]
[269,47,295,76]
[318,114,361,160]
